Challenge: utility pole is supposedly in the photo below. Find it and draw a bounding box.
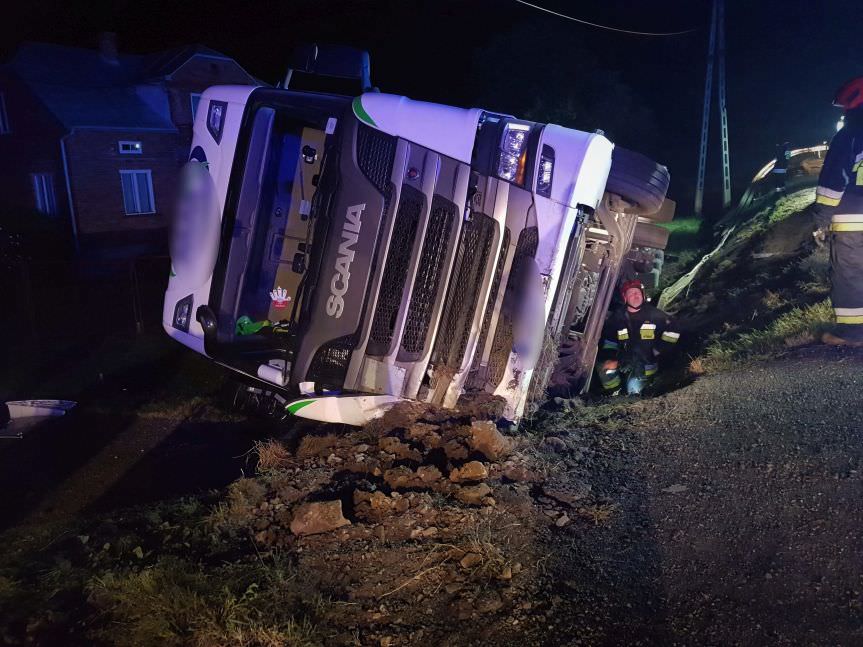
[694,0,731,216]
[717,0,731,209]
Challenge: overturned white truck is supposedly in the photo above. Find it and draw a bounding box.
[163,61,671,426]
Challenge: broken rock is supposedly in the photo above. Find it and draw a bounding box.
[290,501,350,536]
[384,466,420,489]
[354,490,395,522]
[454,483,492,505]
[542,436,567,453]
[443,439,469,461]
[502,463,538,483]
[474,590,504,614]
[450,461,489,483]
[417,465,443,484]
[542,484,591,507]
[379,436,423,462]
[460,552,483,569]
[405,422,443,449]
[468,421,511,461]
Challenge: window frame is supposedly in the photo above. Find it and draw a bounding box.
[190,93,202,122]
[0,93,10,134]
[118,140,143,155]
[119,169,156,216]
[31,172,57,215]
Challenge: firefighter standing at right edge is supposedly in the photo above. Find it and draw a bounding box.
[810,77,863,346]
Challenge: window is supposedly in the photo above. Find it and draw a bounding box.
[118,140,142,154]
[119,170,155,215]
[0,93,9,134]
[32,173,57,215]
[190,93,202,121]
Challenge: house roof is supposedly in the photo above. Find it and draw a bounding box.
[5,41,248,131]
[142,44,233,78]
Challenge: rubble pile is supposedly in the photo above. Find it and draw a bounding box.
[210,400,615,642]
[217,402,526,542]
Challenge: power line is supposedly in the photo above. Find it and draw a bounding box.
[513,0,696,37]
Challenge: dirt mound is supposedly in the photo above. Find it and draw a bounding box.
[199,403,617,644]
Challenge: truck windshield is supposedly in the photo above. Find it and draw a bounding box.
[229,106,330,334]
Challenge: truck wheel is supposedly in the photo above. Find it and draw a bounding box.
[606,146,670,216]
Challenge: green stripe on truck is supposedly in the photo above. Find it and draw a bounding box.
[352,96,377,127]
[287,399,316,415]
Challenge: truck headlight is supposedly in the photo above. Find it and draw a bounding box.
[536,145,555,197]
[497,122,530,183]
[173,294,194,332]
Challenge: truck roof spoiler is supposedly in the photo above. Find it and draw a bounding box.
[283,43,373,96]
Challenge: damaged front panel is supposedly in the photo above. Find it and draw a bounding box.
[292,121,396,389]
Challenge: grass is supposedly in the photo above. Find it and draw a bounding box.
[254,439,292,473]
[88,556,321,647]
[767,187,816,223]
[659,217,701,236]
[659,217,702,253]
[701,299,832,372]
[0,493,326,646]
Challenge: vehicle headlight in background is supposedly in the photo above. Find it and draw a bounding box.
[536,144,555,197]
[497,122,531,183]
[173,294,194,332]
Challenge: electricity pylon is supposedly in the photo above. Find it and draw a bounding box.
[694,0,731,216]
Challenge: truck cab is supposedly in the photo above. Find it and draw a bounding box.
[163,54,671,425]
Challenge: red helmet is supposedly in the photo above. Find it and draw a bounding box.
[833,77,863,110]
[620,279,644,299]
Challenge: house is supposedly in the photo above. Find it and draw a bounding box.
[0,35,259,258]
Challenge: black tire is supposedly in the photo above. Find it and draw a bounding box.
[606,146,670,216]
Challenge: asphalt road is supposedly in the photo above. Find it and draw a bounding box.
[584,344,863,645]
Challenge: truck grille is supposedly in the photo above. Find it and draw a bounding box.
[487,226,538,388]
[367,186,424,356]
[356,124,395,194]
[472,226,510,372]
[400,196,458,359]
[431,212,496,371]
[307,335,355,388]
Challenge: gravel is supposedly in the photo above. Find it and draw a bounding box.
[535,344,863,646]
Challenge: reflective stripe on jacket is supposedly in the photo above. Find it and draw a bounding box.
[812,117,863,230]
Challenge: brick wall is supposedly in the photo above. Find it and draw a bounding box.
[65,129,182,237]
[0,69,68,218]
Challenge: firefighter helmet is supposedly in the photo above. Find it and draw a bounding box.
[833,77,863,110]
[620,279,644,299]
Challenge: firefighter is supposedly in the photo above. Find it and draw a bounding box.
[596,279,680,395]
[810,77,863,346]
[771,141,790,192]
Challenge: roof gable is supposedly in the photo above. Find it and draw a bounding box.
[5,41,252,131]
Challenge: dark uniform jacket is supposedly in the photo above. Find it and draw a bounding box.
[811,110,863,231]
[599,302,680,373]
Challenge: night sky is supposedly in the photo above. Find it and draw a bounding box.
[4,0,862,216]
